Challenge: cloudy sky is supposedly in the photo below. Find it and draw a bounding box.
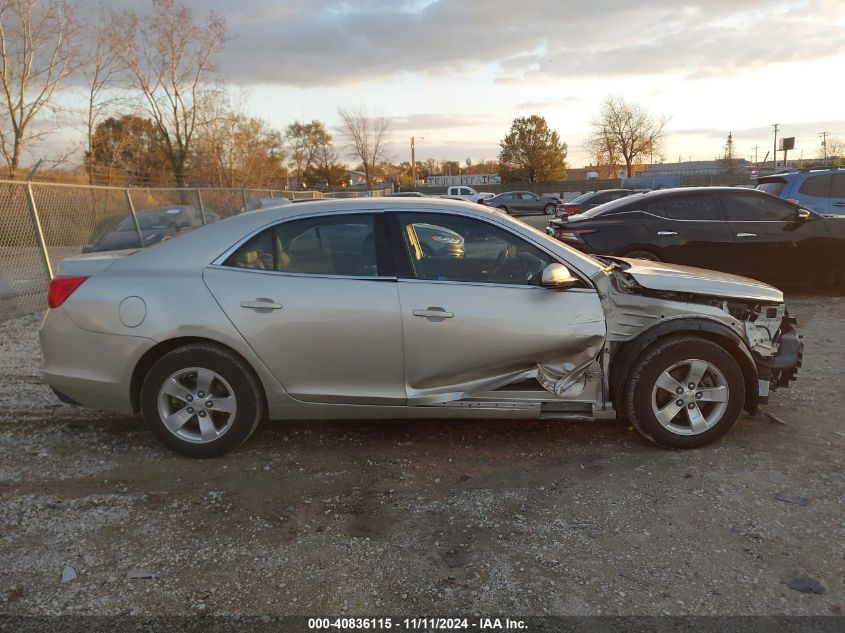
[64,0,845,167]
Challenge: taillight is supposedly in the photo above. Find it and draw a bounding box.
[47,275,88,308]
[562,205,580,215]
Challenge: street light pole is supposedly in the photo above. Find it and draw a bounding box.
[772,124,780,168]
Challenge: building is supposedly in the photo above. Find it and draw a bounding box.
[637,159,752,177]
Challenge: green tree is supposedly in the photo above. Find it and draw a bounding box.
[86,115,168,185]
[286,120,329,188]
[498,115,567,183]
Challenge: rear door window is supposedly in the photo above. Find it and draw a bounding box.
[798,175,831,197]
[660,195,720,220]
[224,214,378,276]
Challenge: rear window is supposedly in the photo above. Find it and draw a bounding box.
[756,178,786,197]
[577,193,646,217]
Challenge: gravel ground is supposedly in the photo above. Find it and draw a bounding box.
[0,290,843,618]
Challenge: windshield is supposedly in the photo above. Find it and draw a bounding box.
[568,192,594,204]
[576,192,646,218]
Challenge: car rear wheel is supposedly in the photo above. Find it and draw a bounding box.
[623,336,745,449]
[543,203,556,215]
[621,250,662,262]
[140,344,265,458]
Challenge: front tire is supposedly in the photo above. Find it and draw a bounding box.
[623,336,745,449]
[140,344,265,458]
[499,206,510,215]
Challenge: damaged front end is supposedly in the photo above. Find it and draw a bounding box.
[600,258,803,408]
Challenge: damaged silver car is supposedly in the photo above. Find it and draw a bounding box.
[39,199,803,457]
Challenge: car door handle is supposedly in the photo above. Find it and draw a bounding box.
[413,307,454,320]
[240,299,283,310]
[736,233,757,238]
[833,202,845,207]
[657,231,677,236]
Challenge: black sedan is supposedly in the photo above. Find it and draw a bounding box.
[558,189,641,216]
[484,191,561,216]
[83,205,219,253]
[546,187,845,288]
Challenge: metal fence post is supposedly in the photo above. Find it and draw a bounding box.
[124,188,145,247]
[196,188,207,225]
[241,188,248,212]
[24,181,54,280]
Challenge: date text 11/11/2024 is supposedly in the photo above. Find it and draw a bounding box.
[307,617,528,630]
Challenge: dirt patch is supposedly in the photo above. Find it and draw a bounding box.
[0,291,843,616]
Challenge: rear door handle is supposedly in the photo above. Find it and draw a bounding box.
[240,299,283,310]
[833,202,845,207]
[657,231,677,236]
[736,232,757,238]
[413,307,454,320]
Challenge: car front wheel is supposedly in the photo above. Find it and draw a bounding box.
[623,336,745,448]
[140,344,265,458]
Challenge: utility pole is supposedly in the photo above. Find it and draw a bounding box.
[751,146,760,165]
[410,137,416,186]
[820,131,830,166]
[772,124,780,168]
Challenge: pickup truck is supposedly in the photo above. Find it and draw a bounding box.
[443,185,494,203]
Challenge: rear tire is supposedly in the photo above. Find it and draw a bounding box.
[621,250,662,262]
[140,344,265,458]
[623,336,745,449]
[543,203,556,215]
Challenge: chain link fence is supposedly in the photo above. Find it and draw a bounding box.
[0,181,383,321]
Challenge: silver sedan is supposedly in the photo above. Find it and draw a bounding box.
[39,198,802,457]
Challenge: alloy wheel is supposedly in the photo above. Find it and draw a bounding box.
[157,367,237,444]
[650,358,729,436]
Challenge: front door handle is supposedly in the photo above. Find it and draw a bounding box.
[413,307,454,321]
[736,232,757,238]
[657,231,677,236]
[240,299,283,310]
[833,202,845,207]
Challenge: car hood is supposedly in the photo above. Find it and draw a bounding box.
[608,257,783,303]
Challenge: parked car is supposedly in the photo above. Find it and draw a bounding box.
[443,185,494,203]
[484,191,562,216]
[546,187,845,288]
[386,192,427,197]
[41,198,801,457]
[756,168,845,214]
[557,189,641,216]
[82,205,219,253]
[242,197,292,212]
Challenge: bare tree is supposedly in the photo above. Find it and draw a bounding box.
[81,11,122,184]
[587,95,668,178]
[0,0,77,178]
[109,0,224,187]
[337,105,389,190]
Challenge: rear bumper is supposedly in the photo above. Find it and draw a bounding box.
[39,308,153,415]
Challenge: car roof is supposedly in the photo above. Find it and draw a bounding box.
[110,196,605,278]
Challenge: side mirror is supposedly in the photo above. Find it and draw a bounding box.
[796,208,811,222]
[541,263,579,289]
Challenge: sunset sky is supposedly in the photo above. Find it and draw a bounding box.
[58,0,845,168]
